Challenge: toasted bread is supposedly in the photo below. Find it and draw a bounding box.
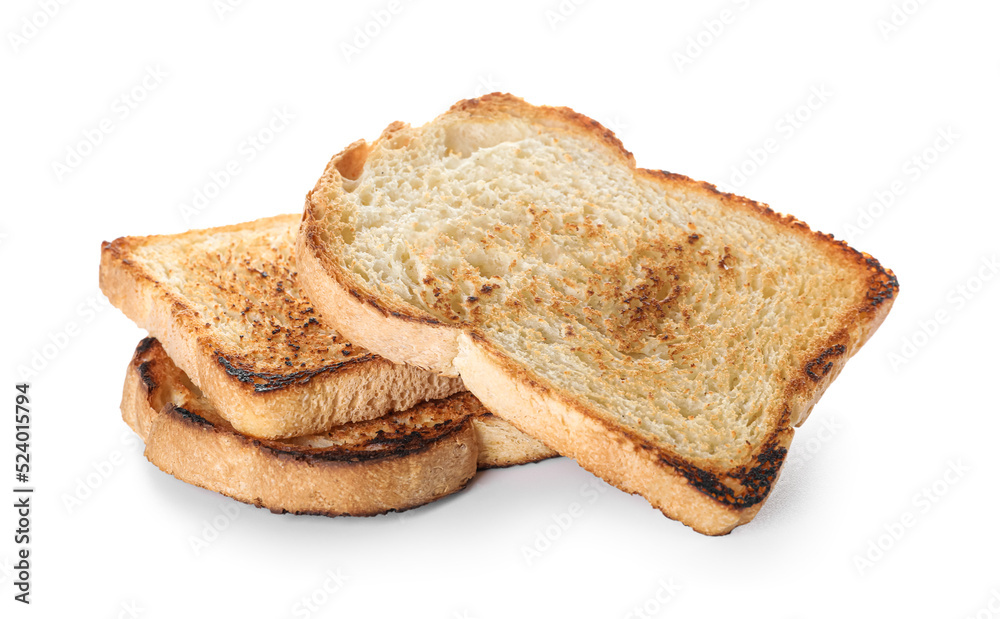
[297,93,899,534]
[124,338,555,515]
[100,215,464,439]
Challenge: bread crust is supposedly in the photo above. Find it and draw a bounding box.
[471,411,560,470]
[123,338,556,515]
[101,215,465,439]
[297,93,899,534]
[123,337,480,516]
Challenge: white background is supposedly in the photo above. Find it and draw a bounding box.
[2,1,999,617]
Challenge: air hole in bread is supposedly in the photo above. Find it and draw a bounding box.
[443,121,530,158]
[335,142,371,183]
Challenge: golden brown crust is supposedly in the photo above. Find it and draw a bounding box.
[297,213,463,374]
[122,338,555,515]
[462,334,791,519]
[453,332,779,534]
[297,93,899,533]
[123,338,479,516]
[470,411,559,469]
[100,215,464,438]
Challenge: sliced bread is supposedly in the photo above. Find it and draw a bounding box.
[124,338,555,515]
[100,215,463,439]
[296,93,899,534]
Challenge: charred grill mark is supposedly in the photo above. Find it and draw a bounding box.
[259,418,469,463]
[805,344,847,381]
[135,337,157,356]
[136,361,158,392]
[864,257,899,309]
[659,432,788,509]
[169,404,214,427]
[805,345,847,380]
[215,352,374,392]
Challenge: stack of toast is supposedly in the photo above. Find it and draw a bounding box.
[101,215,556,515]
[100,94,897,534]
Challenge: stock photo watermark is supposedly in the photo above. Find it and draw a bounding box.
[841,126,959,243]
[852,459,969,576]
[782,415,841,474]
[61,429,143,515]
[544,0,590,31]
[176,106,295,224]
[472,74,502,98]
[13,382,33,604]
[672,0,753,72]
[112,600,144,619]
[521,477,610,565]
[291,568,349,619]
[188,500,252,555]
[10,547,30,604]
[17,292,111,381]
[7,0,71,54]
[213,0,246,21]
[604,115,628,137]
[51,65,168,183]
[887,254,998,372]
[623,577,682,619]
[716,85,833,193]
[340,0,405,62]
[0,555,14,586]
[963,588,1000,619]
[876,0,932,41]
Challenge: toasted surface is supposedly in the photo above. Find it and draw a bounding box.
[472,412,558,469]
[123,338,553,516]
[101,215,464,438]
[298,93,898,534]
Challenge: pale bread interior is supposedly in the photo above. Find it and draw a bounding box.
[310,108,873,466]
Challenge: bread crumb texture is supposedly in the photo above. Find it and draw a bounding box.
[310,95,894,468]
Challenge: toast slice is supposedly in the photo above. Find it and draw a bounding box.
[296,93,899,534]
[100,215,465,439]
[124,338,555,515]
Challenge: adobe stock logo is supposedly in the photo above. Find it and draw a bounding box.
[17,293,111,381]
[61,429,143,515]
[544,0,589,31]
[672,0,754,72]
[852,459,969,576]
[623,577,682,619]
[963,588,1000,619]
[340,1,405,62]
[7,0,71,54]
[887,255,998,372]
[291,568,348,619]
[782,416,841,474]
[111,601,143,619]
[51,65,168,182]
[521,478,609,565]
[189,501,250,556]
[212,0,246,21]
[842,127,959,243]
[876,0,932,41]
[472,74,502,98]
[716,85,833,193]
[176,107,296,224]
